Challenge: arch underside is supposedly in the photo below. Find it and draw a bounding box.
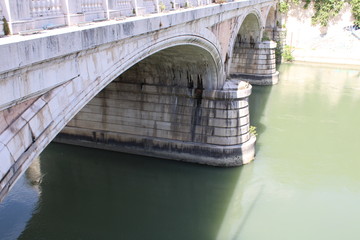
[0,35,254,201]
[228,11,279,85]
[237,13,262,45]
[225,10,263,77]
[58,44,254,166]
[264,6,276,40]
[229,13,262,76]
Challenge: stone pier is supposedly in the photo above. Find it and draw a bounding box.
[230,41,279,85]
[57,77,255,166]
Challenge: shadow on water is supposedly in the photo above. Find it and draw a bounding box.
[249,84,274,153]
[14,143,259,240]
[3,63,360,240]
[2,72,280,240]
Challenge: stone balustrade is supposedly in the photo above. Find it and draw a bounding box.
[81,0,104,12]
[30,0,62,17]
[0,0,221,35]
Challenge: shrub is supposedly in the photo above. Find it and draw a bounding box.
[250,126,258,137]
[282,45,294,62]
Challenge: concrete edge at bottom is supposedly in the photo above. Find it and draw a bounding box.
[230,71,279,86]
[54,133,257,167]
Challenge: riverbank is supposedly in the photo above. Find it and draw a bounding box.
[283,2,360,66]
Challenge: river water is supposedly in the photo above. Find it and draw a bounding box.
[1,63,360,240]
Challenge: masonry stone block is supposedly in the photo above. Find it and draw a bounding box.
[207,136,238,146]
[28,105,53,140]
[0,111,8,134]
[213,124,249,137]
[21,98,47,123]
[0,145,14,180]
[46,87,71,118]
[0,116,27,145]
[0,169,14,200]
[208,115,249,128]
[6,123,32,161]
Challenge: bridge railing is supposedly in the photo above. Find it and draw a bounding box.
[0,0,218,36]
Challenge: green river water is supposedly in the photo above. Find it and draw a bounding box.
[0,63,360,240]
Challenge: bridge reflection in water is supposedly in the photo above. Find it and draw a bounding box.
[1,143,261,240]
[2,63,360,240]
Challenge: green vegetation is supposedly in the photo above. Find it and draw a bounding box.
[279,0,290,13]
[350,0,360,26]
[282,45,294,62]
[159,2,166,11]
[184,1,191,8]
[262,32,271,41]
[275,40,282,63]
[311,0,344,26]
[2,17,10,36]
[249,126,258,137]
[279,0,360,27]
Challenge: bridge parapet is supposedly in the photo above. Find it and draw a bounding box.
[0,0,217,35]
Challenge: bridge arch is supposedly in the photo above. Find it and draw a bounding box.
[264,5,277,40]
[101,32,225,91]
[225,7,279,85]
[226,10,264,76]
[0,33,229,199]
[115,44,220,89]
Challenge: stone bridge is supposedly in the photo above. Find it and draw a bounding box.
[0,0,279,200]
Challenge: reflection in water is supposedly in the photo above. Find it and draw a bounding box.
[277,64,360,109]
[216,163,264,240]
[0,166,40,240]
[0,63,360,240]
[25,157,43,194]
[239,63,360,240]
[17,144,252,240]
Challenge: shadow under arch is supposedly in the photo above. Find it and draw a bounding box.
[0,34,225,201]
[103,33,225,91]
[264,5,277,39]
[58,42,230,159]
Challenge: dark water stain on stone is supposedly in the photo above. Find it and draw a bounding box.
[123,22,135,36]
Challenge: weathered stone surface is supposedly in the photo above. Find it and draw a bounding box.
[58,74,253,160]
[28,104,53,140]
[56,130,257,167]
[231,71,279,85]
[230,40,278,85]
[6,123,32,161]
[0,144,14,180]
[0,0,280,201]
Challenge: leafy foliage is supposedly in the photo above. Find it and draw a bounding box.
[282,45,294,62]
[279,0,359,27]
[279,0,290,13]
[311,0,344,26]
[159,2,166,11]
[350,0,360,26]
[2,17,10,35]
[249,126,258,137]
